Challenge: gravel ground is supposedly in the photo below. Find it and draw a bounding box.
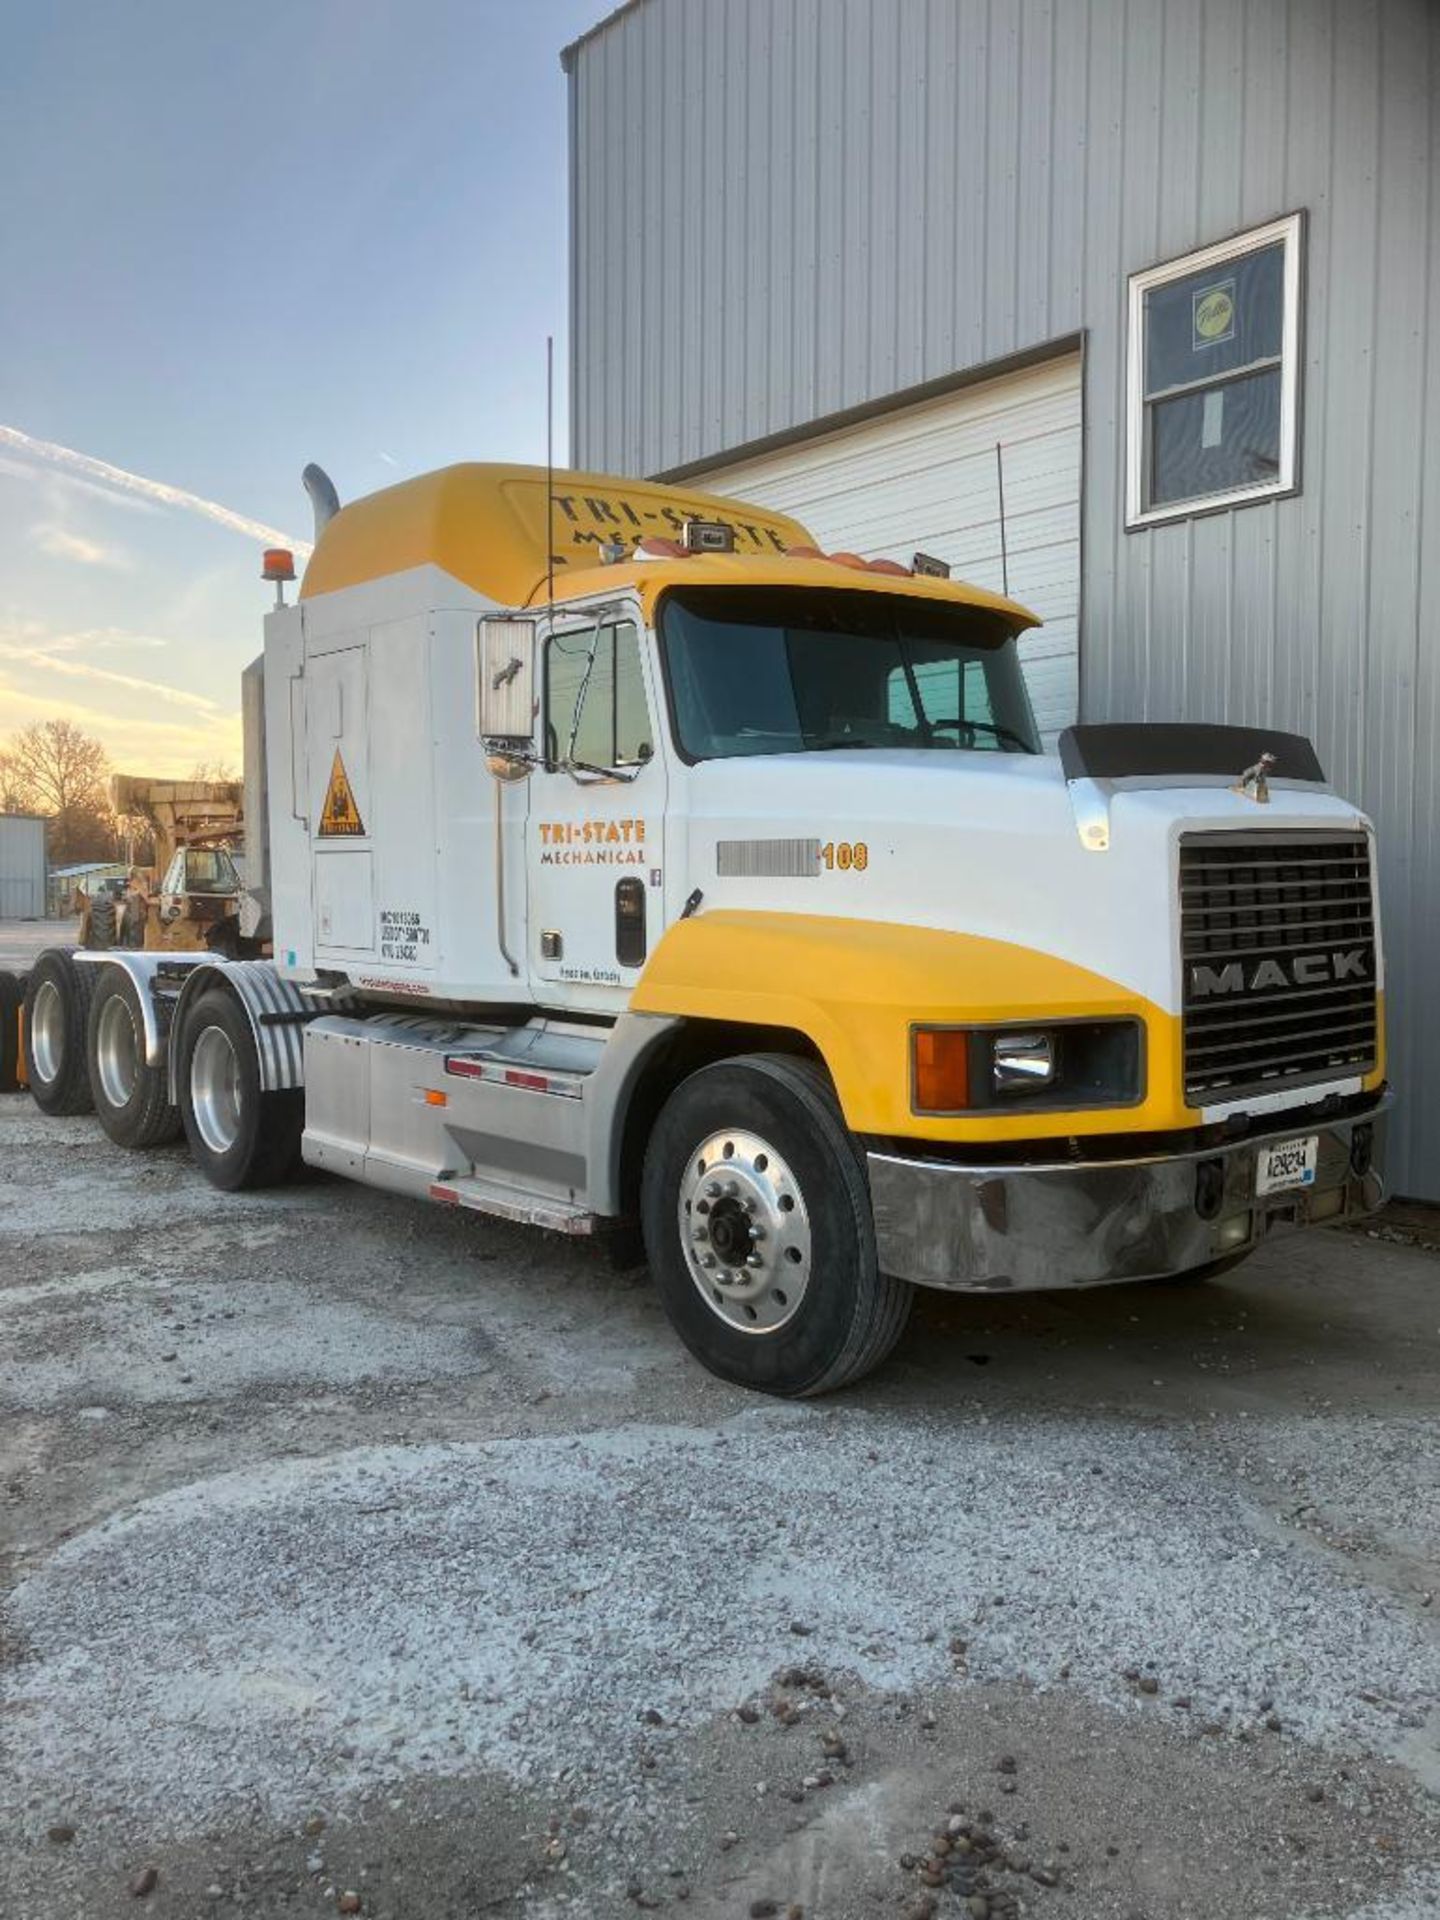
[1,982,1438,1918]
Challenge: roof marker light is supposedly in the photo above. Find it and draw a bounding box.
[681,517,736,554]
[911,551,951,578]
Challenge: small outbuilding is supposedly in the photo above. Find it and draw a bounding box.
[0,812,48,920]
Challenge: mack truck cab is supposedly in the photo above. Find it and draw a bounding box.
[19,463,1390,1395]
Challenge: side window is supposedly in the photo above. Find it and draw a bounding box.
[545,621,652,769]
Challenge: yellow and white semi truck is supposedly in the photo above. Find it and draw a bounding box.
[16,463,1391,1393]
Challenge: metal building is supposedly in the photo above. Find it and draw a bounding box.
[0,813,48,920]
[564,0,1439,1199]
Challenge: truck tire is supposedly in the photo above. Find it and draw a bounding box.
[24,951,96,1116]
[0,972,24,1093]
[87,897,117,950]
[641,1053,913,1396]
[86,968,182,1149]
[176,986,302,1190]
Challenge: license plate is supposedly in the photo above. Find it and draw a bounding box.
[1256,1135,1319,1195]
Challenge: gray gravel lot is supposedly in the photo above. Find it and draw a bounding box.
[1,963,1438,1918]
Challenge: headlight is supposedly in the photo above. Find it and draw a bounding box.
[991,1031,1056,1092]
[912,1019,1144,1114]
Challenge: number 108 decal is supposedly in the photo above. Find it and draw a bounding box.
[820,840,870,872]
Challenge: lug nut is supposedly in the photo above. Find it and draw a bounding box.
[743,1197,757,1213]
[692,1226,709,1242]
[700,1253,717,1269]
[751,1225,766,1241]
[746,1253,763,1269]
[724,1180,739,1197]
[704,1181,721,1199]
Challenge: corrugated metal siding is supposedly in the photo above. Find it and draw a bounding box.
[568,0,1440,1198]
[0,814,47,919]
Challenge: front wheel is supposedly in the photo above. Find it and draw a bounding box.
[641,1054,912,1396]
[176,988,302,1190]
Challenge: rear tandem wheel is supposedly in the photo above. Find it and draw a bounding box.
[175,987,303,1190]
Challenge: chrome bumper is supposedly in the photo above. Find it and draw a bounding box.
[867,1094,1392,1292]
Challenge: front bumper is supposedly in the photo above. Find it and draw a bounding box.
[867,1092,1392,1292]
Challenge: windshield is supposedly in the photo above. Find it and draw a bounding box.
[182,848,239,893]
[658,588,1040,761]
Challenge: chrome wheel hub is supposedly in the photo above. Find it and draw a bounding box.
[96,993,139,1108]
[190,1024,241,1155]
[30,978,64,1084]
[678,1127,812,1334]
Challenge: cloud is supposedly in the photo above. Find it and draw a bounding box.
[0,672,241,779]
[0,452,162,514]
[1,621,170,658]
[33,524,131,569]
[32,627,170,654]
[0,639,219,714]
[0,425,312,556]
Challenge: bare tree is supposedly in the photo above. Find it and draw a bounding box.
[189,758,238,784]
[0,719,114,864]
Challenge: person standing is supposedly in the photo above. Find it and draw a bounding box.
[121,871,150,949]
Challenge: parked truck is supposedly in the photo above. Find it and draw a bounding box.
[9,462,1391,1393]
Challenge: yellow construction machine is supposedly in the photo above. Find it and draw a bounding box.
[81,776,245,955]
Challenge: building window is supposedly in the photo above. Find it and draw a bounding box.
[1126,212,1303,529]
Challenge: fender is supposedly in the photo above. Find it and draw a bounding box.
[72,949,205,1069]
[167,959,317,1099]
[628,910,1186,1142]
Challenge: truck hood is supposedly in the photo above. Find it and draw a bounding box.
[681,748,1376,1017]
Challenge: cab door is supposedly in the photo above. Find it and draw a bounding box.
[525,607,667,1004]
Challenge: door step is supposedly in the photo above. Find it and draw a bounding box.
[428,1174,597,1236]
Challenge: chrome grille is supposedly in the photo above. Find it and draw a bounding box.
[1180,832,1378,1103]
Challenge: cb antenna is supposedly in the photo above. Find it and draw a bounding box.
[994,440,1010,598]
[546,334,556,614]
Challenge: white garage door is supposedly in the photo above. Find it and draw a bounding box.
[694,353,1082,746]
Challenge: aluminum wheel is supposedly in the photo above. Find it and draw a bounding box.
[30,977,64,1085]
[95,991,140,1108]
[190,1023,242,1155]
[678,1127,813,1334]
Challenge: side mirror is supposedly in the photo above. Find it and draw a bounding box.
[476,616,537,742]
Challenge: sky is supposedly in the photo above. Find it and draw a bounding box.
[0,0,601,778]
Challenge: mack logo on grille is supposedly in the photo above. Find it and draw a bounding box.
[1190,948,1370,999]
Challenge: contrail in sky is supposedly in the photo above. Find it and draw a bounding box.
[0,424,313,557]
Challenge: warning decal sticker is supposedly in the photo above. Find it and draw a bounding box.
[319,749,366,837]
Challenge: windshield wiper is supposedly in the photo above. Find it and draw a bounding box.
[965,721,1037,752]
[804,735,877,752]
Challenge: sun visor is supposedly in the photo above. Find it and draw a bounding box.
[1058,723,1326,785]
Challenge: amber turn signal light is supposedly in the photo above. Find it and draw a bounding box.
[913,1027,971,1113]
